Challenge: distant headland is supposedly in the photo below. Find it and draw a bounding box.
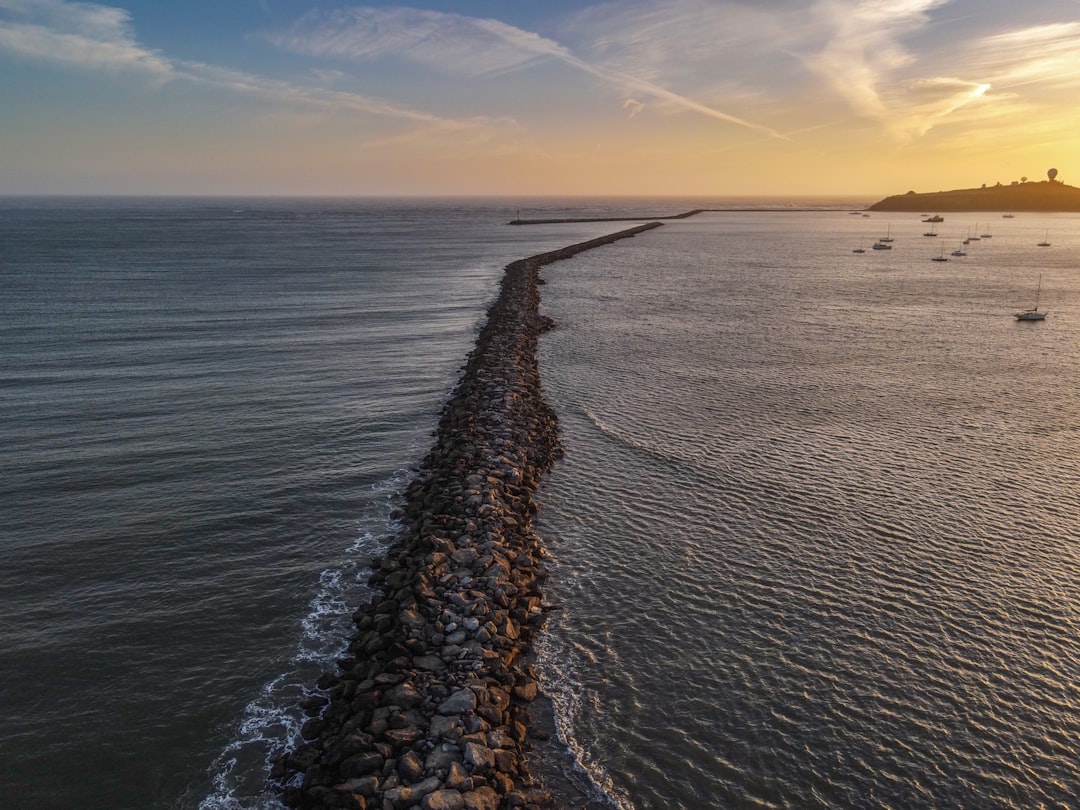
[869,169,1080,212]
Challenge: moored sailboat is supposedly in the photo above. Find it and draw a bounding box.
[1015,275,1046,321]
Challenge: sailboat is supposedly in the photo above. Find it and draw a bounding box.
[852,242,866,253]
[923,225,938,237]
[931,247,949,262]
[951,244,967,257]
[1015,276,1046,321]
[968,223,981,242]
[1037,231,1051,247]
[879,224,894,243]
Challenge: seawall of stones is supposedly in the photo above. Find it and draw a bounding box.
[275,222,662,810]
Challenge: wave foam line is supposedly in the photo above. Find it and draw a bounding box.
[198,474,407,809]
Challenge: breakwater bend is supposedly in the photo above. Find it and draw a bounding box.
[275,222,663,810]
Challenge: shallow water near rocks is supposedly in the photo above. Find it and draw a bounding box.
[535,211,1080,809]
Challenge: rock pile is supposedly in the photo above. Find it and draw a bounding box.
[275,223,662,810]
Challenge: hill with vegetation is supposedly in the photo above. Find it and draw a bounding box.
[869,179,1080,212]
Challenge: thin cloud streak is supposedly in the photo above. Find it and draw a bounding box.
[270,6,790,140]
[267,7,552,78]
[967,22,1080,90]
[0,0,500,134]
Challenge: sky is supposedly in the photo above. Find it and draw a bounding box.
[1,0,1079,196]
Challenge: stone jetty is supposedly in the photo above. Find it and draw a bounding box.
[509,208,834,225]
[275,222,662,810]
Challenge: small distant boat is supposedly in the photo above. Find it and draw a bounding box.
[922,214,944,223]
[1003,213,1015,218]
[931,248,949,262]
[852,244,866,253]
[1015,275,1046,320]
[872,242,892,250]
[968,223,981,241]
[1037,231,1051,247]
[981,225,992,238]
[951,245,967,257]
[923,226,938,236]
[879,225,894,243]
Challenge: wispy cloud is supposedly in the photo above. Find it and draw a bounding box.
[0,0,495,135]
[559,0,804,88]
[966,22,1080,90]
[806,0,943,131]
[267,5,790,140]
[266,7,555,78]
[803,0,996,141]
[0,0,171,74]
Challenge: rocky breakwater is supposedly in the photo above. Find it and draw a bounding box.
[275,222,663,810]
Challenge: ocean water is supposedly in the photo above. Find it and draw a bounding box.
[535,210,1080,808]
[0,196,651,809]
[5,198,1076,810]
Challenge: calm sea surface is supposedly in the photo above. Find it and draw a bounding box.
[3,198,1077,809]
[535,210,1080,809]
[0,196,645,809]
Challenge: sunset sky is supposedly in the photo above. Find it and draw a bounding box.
[2,0,1078,196]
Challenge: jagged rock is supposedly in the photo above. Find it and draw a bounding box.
[437,689,477,716]
[445,760,471,790]
[398,750,425,783]
[334,777,379,797]
[422,789,466,810]
[383,776,441,807]
[384,682,424,709]
[462,742,495,773]
[340,752,383,778]
[462,787,499,810]
[425,743,461,774]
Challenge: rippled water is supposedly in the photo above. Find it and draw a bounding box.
[536,211,1080,809]
[0,196,642,809]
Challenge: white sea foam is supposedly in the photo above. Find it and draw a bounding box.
[535,616,633,810]
[198,474,407,810]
